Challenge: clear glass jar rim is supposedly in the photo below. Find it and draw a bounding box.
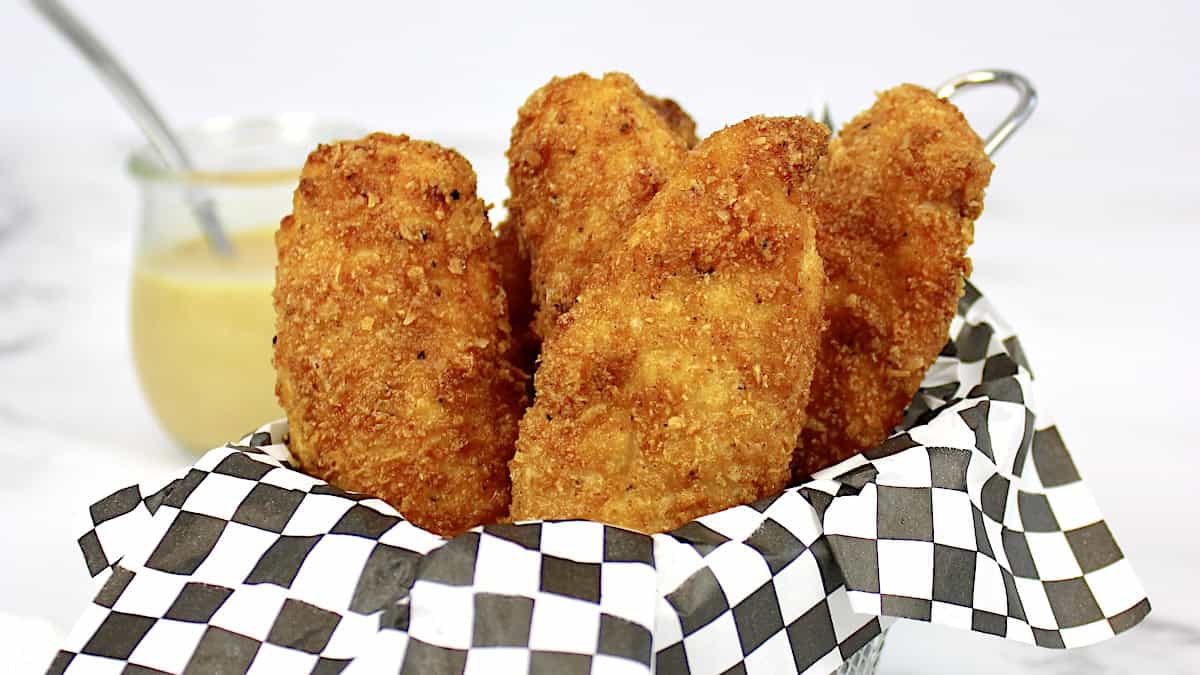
[126,113,365,185]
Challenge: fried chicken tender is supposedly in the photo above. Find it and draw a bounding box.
[274,133,527,536]
[505,72,697,344]
[511,117,829,533]
[793,84,993,479]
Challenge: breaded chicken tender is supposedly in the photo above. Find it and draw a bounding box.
[274,133,527,536]
[505,72,697,343]
[511,117,829,533]
[793,84,993,479]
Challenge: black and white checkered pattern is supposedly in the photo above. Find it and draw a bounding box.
[50,282,1148,674]
[811,286,1151,649]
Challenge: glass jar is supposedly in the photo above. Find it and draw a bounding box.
[128,115,363,452]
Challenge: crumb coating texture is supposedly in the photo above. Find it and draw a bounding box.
[796,84,993,478]
[505,72,696,343]
[274,133,527,535]
[512,116,829,533]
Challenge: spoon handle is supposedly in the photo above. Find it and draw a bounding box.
[31,0,232,255]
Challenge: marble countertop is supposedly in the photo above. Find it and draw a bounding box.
[3,2,1198,673]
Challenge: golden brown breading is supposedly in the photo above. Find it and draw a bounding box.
[495,220,538,376]
[793,84,993,479]
[274,133,527,536]
[505,72,695,343]
[644,94,700,148]
[511,116,829,533]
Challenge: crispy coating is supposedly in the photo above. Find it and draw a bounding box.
[505,72,696,343]
[495,220,538,376]
[793,85,993,479]
[274,133,527,536]
[511,117,829,533]
[645,94,700,148]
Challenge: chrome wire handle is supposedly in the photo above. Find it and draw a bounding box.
[806,69,1038,158]
[936,69,1037,157]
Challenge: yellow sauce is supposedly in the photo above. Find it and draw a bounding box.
[131,226,281,452]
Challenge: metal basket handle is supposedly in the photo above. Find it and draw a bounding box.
[936,69,1038,157]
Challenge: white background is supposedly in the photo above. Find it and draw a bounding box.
[1,1,1197,673]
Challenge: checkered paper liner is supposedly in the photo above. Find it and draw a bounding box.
[50,281,1149,675]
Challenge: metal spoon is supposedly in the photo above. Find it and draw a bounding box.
[31,0,232,255]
